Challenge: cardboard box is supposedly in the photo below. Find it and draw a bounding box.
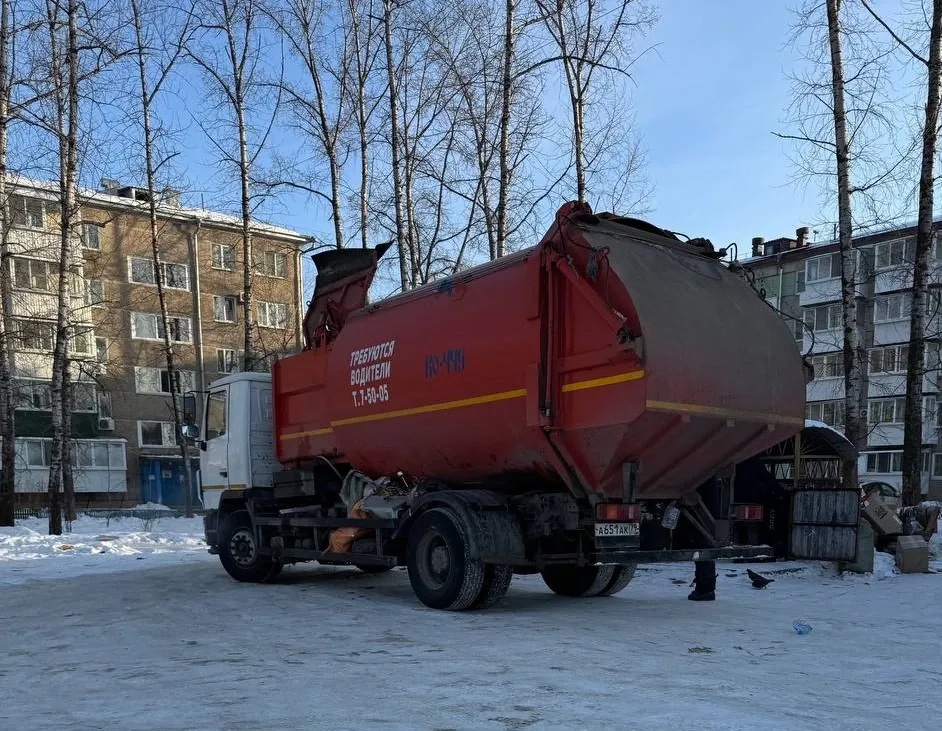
[895,535,930,574]
[861,492,903,536]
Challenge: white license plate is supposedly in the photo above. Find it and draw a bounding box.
[594,522,640,538]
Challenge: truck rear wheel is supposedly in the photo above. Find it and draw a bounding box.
[407,507,486,611]
[218,509,281,583]
[471,564,514,610]
[540,565,617,597]
[597,565,637,596]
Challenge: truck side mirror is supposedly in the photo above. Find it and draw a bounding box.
[181,424,201,441]
[183,392,197,426]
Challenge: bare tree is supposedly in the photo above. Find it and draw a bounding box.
[857,0,942,505]
[130,0,197,516]
[265,0,350,250]
[0,0,16,526]
[382,0,409,289]
[189,0,275,370]
[533,0,654,204]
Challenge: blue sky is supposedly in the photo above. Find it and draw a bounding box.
[631,0,829,252]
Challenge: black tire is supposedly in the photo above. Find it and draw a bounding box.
[541,564,617,597]
[407,507,486,611]
[218,510,280,583]
[597,565,637,597]
[470,565,514,610]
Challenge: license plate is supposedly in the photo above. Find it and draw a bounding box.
[594,522,640,538]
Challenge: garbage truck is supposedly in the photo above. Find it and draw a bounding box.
[183,201,809,611]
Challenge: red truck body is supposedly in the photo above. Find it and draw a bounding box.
[272,202,806,503]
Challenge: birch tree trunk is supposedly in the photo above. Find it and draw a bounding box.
[382,0,408,290]
[495,0,514,259]
[901,0,942,507]
[62,365,76,523]
[826,0,866,492]
[131,0,195,516]
[348,0,373,249]
[0,0,15,526]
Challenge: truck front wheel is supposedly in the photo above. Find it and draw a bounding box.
[407,508,486,610]
[540,564,626,597]
[218,509,282,583]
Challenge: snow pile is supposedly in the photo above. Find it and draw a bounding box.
[871,550,899,579]
[132,502,173,511]
[0,514,210,584]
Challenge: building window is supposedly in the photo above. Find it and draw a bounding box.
[213,295,237,323]
[71,328,93,357]
[128,257,191,291]
[874,238,915,270]
[138,421,179,448]
[212,243,235,271]
[868,397,906,425]
[71,440,126,470]
[10,195,45,229]
[257,301,288,329]
[87,279,104,306]
[869,345,909,374]
[97,390,113,418]
[874,293,911,323]
[803,303,842,332]
[15,319,55,351]
[806,400,844,427]
[14,379,95,412]
[80,222,101,250]
[810,352,843,379]
[12,257,59,292]
[805,253,841,283]
[865,450,932,474]
[95,337,108,364]
[254,250,287,278]
[933,452,942,477]
[130,312,192,343]
[134,366,196,395]
[216,348,239,374]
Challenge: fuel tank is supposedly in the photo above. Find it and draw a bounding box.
[274,202,806,501]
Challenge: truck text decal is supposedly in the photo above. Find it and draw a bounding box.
[424,348,465,379]
[350,340,395,407]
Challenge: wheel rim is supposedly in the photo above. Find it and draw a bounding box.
[229,528,257,567]
[417,529,452,590]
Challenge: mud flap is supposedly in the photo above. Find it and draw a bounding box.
[399,490,527,565]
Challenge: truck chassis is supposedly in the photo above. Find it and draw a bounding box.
[204,475,770,611]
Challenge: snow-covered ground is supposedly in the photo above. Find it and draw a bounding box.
[0,514,211,585]
[0,518,940,731]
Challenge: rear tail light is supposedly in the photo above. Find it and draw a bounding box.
[735,505,764,521]
[596,503,641,521]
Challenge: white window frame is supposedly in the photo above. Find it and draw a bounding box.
[810,352,843,379]
[95,336,109,364]
[869,344,909,375]
[11,195,45,230]
[130,312,193,344]
[874,293,912,323]
[806,400,845,427]
[805,253,841,283]
[80,222,101,250]
[803,303,842,333]
[11,257,58,293]
[137,420,179,448]
[211,243,235,271]
[216,348,240,374]
[15,319,55,352]
[127,256,191,291]
[874,237,915,270]
[134,366,196,395]
[87,279,104,307]
[213,295,237,323]
[255,250,288,278]
[257,300,288,329]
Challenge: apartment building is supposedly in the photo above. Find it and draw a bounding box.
[8,178,308,509]
[742,223,942,501]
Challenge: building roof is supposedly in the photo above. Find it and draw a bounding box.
[6,174,310,245]
[738,216,942,268]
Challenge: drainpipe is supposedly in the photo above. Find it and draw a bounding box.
[295,245,304,350]
[190,218,206,390]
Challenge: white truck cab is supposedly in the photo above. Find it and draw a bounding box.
[184,372,280,511]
